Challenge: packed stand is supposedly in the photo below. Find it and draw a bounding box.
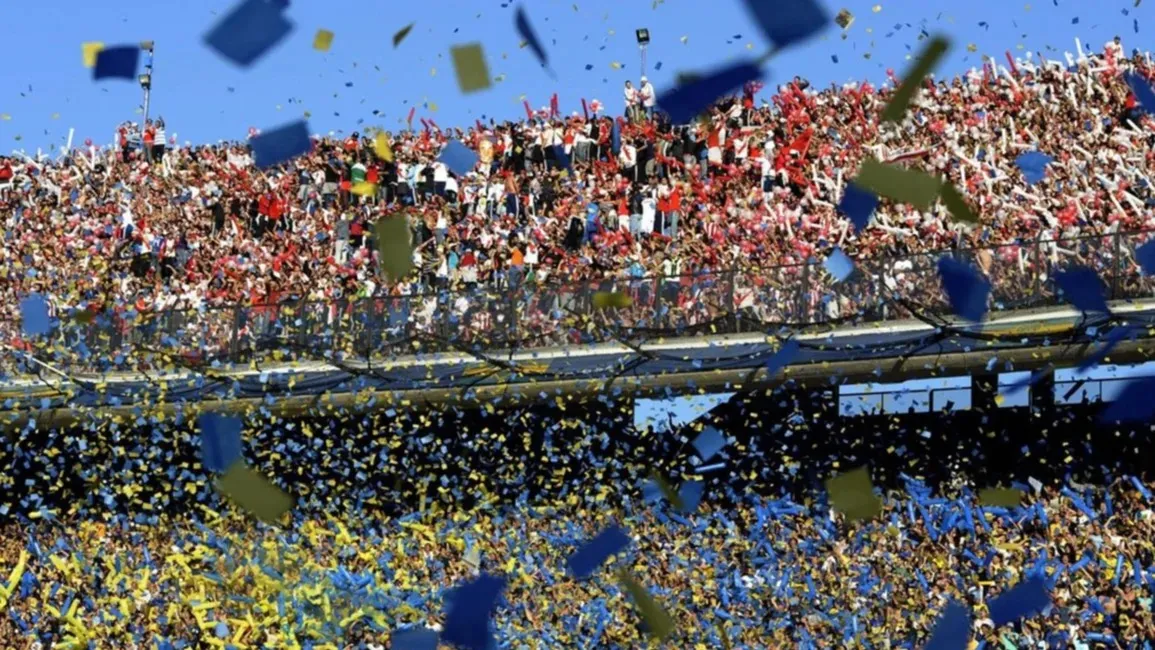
[2,42,1155,366]
[3,482,1155,649]
[2,383,1155,647]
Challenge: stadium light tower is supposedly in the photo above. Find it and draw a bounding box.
[138,40,155,161]
[635,28,650,77]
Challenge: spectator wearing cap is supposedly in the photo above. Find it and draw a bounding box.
[639,76,657,120]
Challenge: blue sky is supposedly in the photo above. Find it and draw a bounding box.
[0,0,1146,153]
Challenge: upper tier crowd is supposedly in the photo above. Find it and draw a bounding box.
[2,40,1155,354]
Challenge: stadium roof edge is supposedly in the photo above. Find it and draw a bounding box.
[5,335,1151,432]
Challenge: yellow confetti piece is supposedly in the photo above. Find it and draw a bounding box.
[215,462,293,525]
[825,466,882,522]
[872,4,882,11]
[81,42,105,68]
[835,9,854,29]
[351,182,376,197]
[374,132,393,162]
[0,114,11,121]
[978,487,1023,508]
[610,61,623,69]
[967,43,978,52]
[854,158,942,210]
[616,568,674,640]
[680,35,688,44]
[373,215,414,283]
[51,113,60,120]
[450,43,492,94]
[313,29,334,52]
[940,183,979,224]
[882,36,949,122]
[430,67,436,76]
[393,23,415,48]
[592,292,632,309]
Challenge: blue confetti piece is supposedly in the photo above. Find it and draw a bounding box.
[1136,239,1155,275]
[19,293,53,337]
[203,0,294,68]
[1054,266,1109,314]
[824,248,855,282]
[439,140,480,176]
[391,628,439,650]
[250,121,312,169]
[678,480,704,513]
[838,183,879,230]
[441,574,505,650]
[986,577,1050,627]
[1014,151,1053,185]
[1078,325,1136,372]
[198,413,243,473]
[93,46,141,81]
[1125,71,1155,114]
[937,257,991,322]
[567,525,631,579]
[515,6,550,70]
[741,0,828,49]
[691,426,726,462]
[656,61,762,125]
[1100,377,1155,422]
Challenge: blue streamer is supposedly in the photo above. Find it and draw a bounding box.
[1131,476,1152,502]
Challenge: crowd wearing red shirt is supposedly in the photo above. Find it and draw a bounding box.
[2,41,1154,363]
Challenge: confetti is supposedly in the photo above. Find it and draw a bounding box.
[825,467,882,522]
[215,461,294,524]
[203,0,294,67]
[93,46,141,81]
[853,158,942,210]
[451,43,492,94]
[616,568,675,640]
[312,29,334,52]
[81,42,105,68]
[250,120,312,168]
[882,36,950,122]
[393,23,415,48]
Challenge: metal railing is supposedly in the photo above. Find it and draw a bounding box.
[14,229,1155,371]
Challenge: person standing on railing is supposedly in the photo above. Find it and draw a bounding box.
[153,118,167,162]
[639,76,656,121]
[624,80,639,123]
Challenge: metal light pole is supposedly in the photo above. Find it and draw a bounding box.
[636,28,650,77]
[138,41,155,162]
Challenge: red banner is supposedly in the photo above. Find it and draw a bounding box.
[1005,50,1019,77]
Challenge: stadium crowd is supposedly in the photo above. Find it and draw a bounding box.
[2,390,1155,649]
[3,482,1155,649]
[3,41,1155,362]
